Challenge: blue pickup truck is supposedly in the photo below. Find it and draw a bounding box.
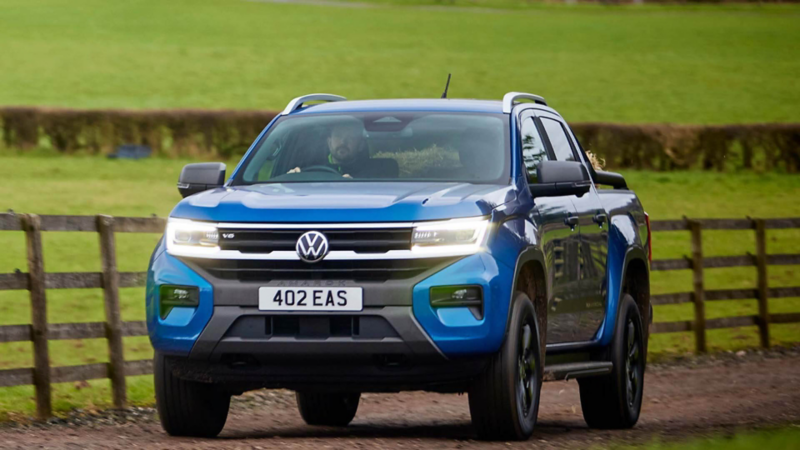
[147,93,652,440]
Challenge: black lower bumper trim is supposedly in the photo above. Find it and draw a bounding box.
[166,355,488,393]
[191,306,446,363]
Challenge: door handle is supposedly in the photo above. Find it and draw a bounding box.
[593,213,608,226]
[564,215,579,228]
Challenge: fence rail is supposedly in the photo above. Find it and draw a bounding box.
[0,213,163,418]
[0,213,798,419]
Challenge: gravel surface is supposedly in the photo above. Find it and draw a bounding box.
[1,348,799,449]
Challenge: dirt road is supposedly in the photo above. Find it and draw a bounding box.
[1,351,799,449]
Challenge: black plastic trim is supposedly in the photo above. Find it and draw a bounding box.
[595,170,628,189]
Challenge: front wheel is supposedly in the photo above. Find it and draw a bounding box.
[468,291,543,441]
[578,293,645,429]
[154,353,231,437]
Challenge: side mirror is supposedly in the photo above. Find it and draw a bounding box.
[529,161,591,198]
[595,170,627,189]
[177,163,226,198]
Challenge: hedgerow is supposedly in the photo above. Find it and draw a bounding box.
[1,108,797,172]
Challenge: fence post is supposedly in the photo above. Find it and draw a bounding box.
[21,214,52,419]
[97,215,127,409]
[689,220,707,353]
[754,219,770,348]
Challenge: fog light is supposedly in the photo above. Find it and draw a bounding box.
[159,285,199,319]
[430,285,483,320]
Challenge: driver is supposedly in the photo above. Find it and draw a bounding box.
[288,121,367,178]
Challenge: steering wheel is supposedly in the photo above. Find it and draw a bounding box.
[302,165,343,176]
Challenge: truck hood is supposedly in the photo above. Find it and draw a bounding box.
[170,182,516,223]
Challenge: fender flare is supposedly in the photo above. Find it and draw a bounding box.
[504,246,548,340]
[598,245,649,346]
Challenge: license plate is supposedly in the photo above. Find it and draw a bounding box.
[258,287,363,312]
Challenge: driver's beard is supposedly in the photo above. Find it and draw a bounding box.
[332,145,358,165]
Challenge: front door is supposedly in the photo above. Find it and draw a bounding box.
[520,112,582,344]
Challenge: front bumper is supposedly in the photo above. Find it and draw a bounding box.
[146,248,515,362]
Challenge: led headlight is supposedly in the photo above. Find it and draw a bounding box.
[411,217,490,255]
[165,218,219,257]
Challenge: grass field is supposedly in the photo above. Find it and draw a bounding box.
[1,0,799,124]
[618,426,800,450]
[2,0,799,421]
[0,155,798,418]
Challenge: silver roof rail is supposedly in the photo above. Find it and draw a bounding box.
[502,92,547,113]
[282,93,347,115]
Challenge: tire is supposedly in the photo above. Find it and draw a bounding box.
[295,392,360,426]
[468,291,543,441]
[578,293,645,429]
[154,352,231,437]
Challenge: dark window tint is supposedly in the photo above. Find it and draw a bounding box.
[541,118,575,162]
[520,117,548,181]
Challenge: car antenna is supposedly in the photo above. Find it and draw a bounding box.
[440,73,451,99]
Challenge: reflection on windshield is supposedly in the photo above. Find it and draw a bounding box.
[233,112,510,185]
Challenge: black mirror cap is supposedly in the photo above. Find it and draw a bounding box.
[530,160,591,199]
[537,160,590,184]
[177,163,226,198]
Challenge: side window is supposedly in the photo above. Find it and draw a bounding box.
[541,118,576,162]
[520,117,548,181]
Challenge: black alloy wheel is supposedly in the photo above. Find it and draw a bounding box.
[625,316,642,409]
[517,319,538,420]
[469,291,542,441]
[578,293,645,429]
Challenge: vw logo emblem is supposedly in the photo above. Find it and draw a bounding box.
[296,231,329,263]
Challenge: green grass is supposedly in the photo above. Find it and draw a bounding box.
[0,155,798,417]
[615,426,800,450]
[1,0,799,124]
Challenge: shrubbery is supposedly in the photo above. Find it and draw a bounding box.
[0,107,276,159]
[1,107,798,172]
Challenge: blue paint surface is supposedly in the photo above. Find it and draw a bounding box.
[146,248,213,356]
[413,250,517,357]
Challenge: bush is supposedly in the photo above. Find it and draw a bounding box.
[0,107,277,159]
[1,107,798,172]
[572,123,800,172]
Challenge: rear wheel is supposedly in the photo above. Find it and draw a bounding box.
[469,291,542,441]
[154,352,231,437]
[578,294,645,429]
[296,392,360,426]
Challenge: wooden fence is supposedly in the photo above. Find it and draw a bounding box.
[0,213,799,420]
[0,213,164,420]
[648,217,800,350]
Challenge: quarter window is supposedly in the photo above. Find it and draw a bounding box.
[520,117,548,182]
[541,118,576,162]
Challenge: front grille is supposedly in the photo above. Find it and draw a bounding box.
[182,257,457,282]
[218,227,412,254]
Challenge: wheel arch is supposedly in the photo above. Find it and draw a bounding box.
[508,247,549,358]
[598,246,649,346]
[622,256,651,349]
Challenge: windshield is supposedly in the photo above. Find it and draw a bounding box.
[231,112,510,185]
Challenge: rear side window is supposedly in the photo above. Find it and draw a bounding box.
[541,118,576,162]
[520,117,548,182]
